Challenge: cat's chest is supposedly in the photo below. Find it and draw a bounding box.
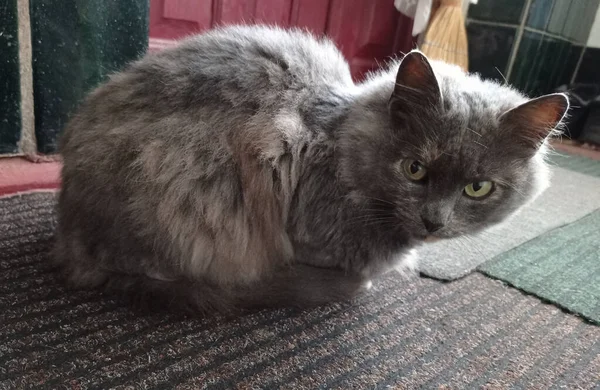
[289,217,410,274]
[288,190,407,269]
[285,150,410,267]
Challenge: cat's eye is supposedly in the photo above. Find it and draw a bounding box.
[401,160,427,181]
[464,181,494,198]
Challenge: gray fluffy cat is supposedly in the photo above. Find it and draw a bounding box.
[56,25,568,313]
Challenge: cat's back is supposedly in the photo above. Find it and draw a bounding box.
[60,25,354,154]
[176,24,354,91]
[102,25,351,113]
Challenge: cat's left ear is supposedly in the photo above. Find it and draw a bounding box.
[499,93,569,149]
[389,51,442,115]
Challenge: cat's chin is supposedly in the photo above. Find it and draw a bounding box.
[408,233,443,243]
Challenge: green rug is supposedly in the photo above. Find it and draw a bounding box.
[548,150,600,177]
[479,210,600,324]
[478,151,600,325]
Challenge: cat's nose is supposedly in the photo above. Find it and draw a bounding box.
[422,218,444,233]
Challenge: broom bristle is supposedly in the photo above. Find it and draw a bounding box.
[421,0,469,72]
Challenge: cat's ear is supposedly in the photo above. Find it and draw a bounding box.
[389,51,442,115]
[500,93,569,149]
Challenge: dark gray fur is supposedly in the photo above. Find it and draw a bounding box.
[55,25,568,313]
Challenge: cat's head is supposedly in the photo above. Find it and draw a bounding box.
[339,50,569,241]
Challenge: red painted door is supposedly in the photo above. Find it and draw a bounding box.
[149,0,415,80]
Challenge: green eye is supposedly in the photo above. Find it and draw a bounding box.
[464,181,494,198]
[401,160,427,181]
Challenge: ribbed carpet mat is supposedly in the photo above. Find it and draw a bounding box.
[1,192,599,389]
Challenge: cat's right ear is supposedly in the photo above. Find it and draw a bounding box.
[388,51,442,116]
[499,93,569,149]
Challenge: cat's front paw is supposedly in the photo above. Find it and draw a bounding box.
[394,248,419,277]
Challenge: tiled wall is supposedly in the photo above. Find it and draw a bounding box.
[467,0,600,96]
[575,5,600,85]
[0,0,149,156]
[575,47,600,84]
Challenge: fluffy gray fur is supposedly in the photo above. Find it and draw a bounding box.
[55,25,569,313]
